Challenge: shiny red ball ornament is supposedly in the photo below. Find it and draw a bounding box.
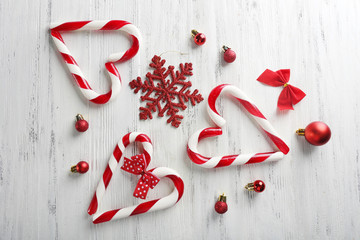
[191,29,206,46]
[245,180,265,193]
[296,121,331,146]
[71,161,89,174]
[75,114,89,132]
[222,46,236,63]
[214,193,228,214]
[253,180,266,192]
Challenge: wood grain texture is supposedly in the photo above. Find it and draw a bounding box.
[1,0,360,239]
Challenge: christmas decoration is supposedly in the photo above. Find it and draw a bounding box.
[257,69,306,110]
[214,193,228,214]
[71,161,89,174]
[50,20,141,104]
[191,30,206,45]
[296,121,331,146]
[187,84,289,168]
[222,46,236,63]
[245,180,265,193]
[88,132,184,224]
[75,114,89,132]
[129,55,204,128]
[121,154,160,199]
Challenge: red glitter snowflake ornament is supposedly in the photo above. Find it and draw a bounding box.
[129,55,203,128]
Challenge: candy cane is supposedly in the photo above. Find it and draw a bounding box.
[50,20,141,104]
[88,132,153,215]
[187,84,290,168]
[92,167,184,224]
[88,132,184,224]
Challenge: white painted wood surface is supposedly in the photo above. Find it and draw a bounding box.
[1,0,360,239]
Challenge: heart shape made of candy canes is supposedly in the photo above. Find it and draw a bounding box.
[187,84,290,168]
[50,20,141,104]
[88,132,184,224]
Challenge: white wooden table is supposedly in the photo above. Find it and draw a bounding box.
[1,0,360,239]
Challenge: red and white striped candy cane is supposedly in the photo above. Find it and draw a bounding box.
[92,167,184,224]
[187,84,290,168]
[88,132,153,215]
[50,20,141,104]
[88,132,184,224]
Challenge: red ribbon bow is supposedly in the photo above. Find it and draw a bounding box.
[121,154,160,199]
[257,69,306,110]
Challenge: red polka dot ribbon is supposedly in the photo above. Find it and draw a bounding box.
[121,154,160,199]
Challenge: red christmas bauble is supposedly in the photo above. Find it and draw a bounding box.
[76,161,89,174]
[194,33,206,45]
[215,201,228,214]
[305,121,331,146]
[75,119,89,132]
[253,180,265,193]
[224,49,236,63]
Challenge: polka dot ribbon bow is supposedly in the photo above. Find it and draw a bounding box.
[121,154,160,199]
[257,69,306,110]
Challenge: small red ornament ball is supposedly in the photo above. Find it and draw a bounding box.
[76,161,89,174]
[223,49,236,63]
[254,180,266,193]
[305,121,331,146]
[75,119,89,132]
[194,33,206,45]
[215,201,228,214]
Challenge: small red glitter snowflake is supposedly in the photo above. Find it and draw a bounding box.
[129,55,204,128]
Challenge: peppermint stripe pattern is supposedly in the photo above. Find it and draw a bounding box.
[88,132,184,224]
[88,132,153,216]
[92,167,184,224]
[187,84,290,168]
[50,20,141,104]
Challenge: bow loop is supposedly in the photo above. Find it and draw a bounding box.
[257,69,305,110]
[121,154,147,175]
[121,154,160,199]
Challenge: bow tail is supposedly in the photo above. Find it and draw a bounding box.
[278,85,306,110]
[133,179,150,200]
[288,85,306,105]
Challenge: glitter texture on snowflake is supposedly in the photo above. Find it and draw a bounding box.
[129,55,203,128]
